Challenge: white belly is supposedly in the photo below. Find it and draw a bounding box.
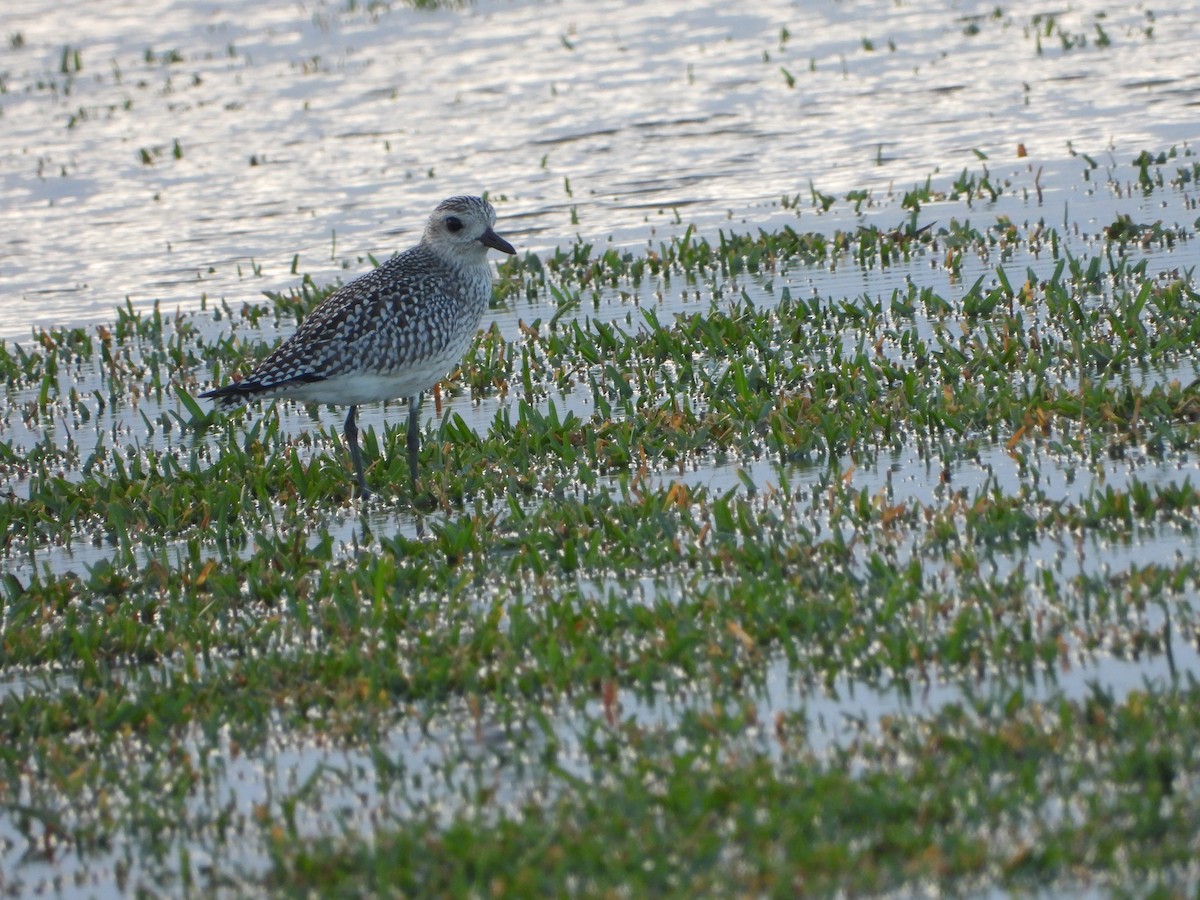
[272,361,455,405]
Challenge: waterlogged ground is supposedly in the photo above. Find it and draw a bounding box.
[5,0,1200,897]
[3,0,1197,338]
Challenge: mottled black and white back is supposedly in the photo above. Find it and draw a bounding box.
[201,195,517,496]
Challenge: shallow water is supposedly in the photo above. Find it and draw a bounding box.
[3,0,1198,341]
[5,0,1200,715]
[5,0,1200,894]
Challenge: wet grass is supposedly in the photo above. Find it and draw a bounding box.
[267,682,1200,897]
[4,150,1200,896]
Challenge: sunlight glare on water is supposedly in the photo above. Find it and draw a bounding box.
[4,6,1200,890]
[2,0,1198,339]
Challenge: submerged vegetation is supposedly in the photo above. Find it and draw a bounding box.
[3,143,1200,895]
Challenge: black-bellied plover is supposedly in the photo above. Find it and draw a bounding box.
[201,195,516,496]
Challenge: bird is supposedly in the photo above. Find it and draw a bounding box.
[200,195,516,496]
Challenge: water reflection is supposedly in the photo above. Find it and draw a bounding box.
[3,1,1199,340]
[3,1,1200,892]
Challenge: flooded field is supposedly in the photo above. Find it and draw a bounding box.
[4,0,1200,896]
[4,0,1195,339]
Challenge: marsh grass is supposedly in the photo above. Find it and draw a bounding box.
[4,151,1200,896]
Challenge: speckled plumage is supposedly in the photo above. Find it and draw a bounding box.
[201,195,516,495]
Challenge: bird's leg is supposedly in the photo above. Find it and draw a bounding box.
[407,392,422,488]
[344,405,371,497]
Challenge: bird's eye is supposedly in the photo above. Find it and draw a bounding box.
[445,216,463,233]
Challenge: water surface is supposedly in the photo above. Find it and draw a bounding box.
[3,1,1200,894]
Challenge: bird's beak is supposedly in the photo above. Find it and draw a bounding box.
[480,227,516,255]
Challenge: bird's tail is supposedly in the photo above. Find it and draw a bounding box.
[200,372,323,408]
[199,380,264,409]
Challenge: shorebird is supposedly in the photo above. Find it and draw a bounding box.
[201,195,516,496]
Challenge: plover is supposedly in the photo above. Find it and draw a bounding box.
[201,195,516,496]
